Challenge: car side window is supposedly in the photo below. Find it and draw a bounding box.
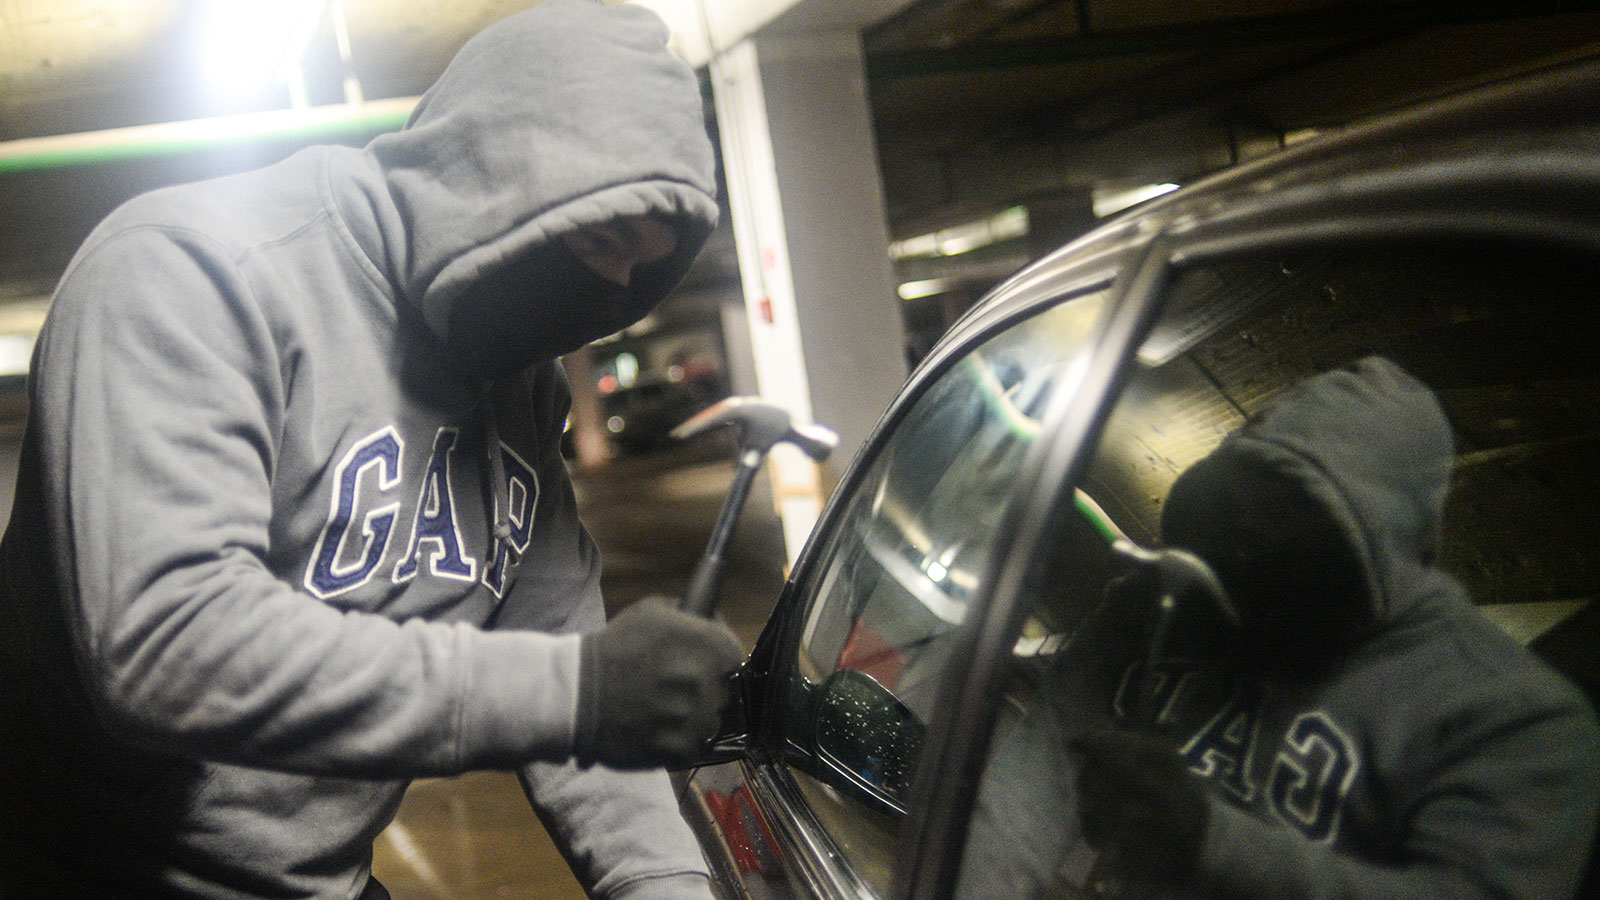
[776,288,1112,896]
[957,237,1600,900]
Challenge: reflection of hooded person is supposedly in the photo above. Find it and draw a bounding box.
[1075,357,1600,899]
[0,2,744,898]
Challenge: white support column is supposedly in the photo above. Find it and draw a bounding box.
[711,33,907,566]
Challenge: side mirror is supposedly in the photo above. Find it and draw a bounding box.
[812,668,926,814]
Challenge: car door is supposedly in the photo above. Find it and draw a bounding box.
[680,60,1600,900]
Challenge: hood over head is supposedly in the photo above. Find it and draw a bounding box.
[362,0,718,353]
[1161,357,1456,666]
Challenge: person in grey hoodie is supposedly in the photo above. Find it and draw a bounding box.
[1072,357,1600,899]
[0,1,745,898]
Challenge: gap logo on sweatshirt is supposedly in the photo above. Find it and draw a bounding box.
[1116,663,1360,843]
[304,425,538,601]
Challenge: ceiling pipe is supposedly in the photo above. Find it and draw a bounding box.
[0,96,417,176]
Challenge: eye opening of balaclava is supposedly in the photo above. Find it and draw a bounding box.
[1160,450,1374,680]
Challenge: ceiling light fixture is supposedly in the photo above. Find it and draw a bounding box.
[890,206,1030,261]
[897,278,955,301]
[199,0,329,102]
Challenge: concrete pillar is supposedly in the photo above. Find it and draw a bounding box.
[560,349,610,471]
[710,32,907,565]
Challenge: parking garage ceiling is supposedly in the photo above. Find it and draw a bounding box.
[4,0,1600,298]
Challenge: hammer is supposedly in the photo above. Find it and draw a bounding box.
[670,397,838,618]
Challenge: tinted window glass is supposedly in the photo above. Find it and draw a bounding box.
[958,238,1600,900]
[779,288,1111,896]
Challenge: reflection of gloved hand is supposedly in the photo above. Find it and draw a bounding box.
[574,599,745,770]
[1072,729,1209,896]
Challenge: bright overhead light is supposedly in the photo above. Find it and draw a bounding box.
[0,298,50,378]
[199,0,328,99]
[897,278,956,301]
[0,335,34,379]
[613,352,639,389]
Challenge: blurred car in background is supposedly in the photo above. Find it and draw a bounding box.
[672,60,1600,900]
[595,325,730,455]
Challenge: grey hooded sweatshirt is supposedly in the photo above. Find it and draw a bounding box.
[958,357,1599,900]
[1163,357,1600,899]
[0,1,719,898]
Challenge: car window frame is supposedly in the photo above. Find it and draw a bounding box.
[717,252,1138,900]
[892,157,1600,900]
[888,230,1170,900]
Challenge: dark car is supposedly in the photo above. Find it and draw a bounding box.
[674,60,1600,900]
[595,329,731,454]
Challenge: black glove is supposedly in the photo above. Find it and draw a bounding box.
[574,599,745,770]
[1072,729,1210,896]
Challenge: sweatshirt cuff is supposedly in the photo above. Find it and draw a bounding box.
[458,628,583,767]
[607,871,714,900]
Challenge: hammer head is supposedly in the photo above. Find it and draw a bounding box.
[1111,538,1241,627]
[671,396,839,462]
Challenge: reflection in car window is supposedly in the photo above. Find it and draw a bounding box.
[779,288,1111,897]
[959,240,1600,900]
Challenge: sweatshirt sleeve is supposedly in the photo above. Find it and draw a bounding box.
[32,226,579,776]
[519,762,714,900]
[489,370,713,900]
[1197,682,1600,900]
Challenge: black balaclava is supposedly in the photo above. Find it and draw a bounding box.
[1161,452,1372,680]
[443,239,653,384]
